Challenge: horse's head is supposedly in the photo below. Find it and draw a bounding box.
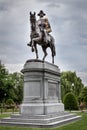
[30,12,36,32]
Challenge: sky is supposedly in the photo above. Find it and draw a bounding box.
[0,0,87,86]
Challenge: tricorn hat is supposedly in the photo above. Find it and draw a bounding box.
[37,10,46,17]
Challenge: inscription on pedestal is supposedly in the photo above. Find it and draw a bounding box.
[48,82,57,97]
[24,81,41,97]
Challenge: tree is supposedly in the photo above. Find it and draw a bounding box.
[61,71,84,100]
[0,61,23,104]
[6,99,14,106]
[4,72,23,104]
[0,62,8,103]
[79,87,87,104]
[83,96,87,105]
[63,92,78,110]
[4,74,16,101]
[10,72,23,104]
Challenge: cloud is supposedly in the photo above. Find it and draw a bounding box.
[0,0,87,85]
[6,63,24,73]
[77,72,87,86]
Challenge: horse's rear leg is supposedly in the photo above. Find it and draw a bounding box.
[52,56,54,64]
[51,45,56,64]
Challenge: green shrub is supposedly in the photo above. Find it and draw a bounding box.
[6,99,14,106]
[64,92,78,110]
[83,95,87,105]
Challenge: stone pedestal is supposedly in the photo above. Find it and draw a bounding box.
[0,60,81,128]
[20,59,64,115]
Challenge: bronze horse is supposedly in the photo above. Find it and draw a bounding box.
[27,12,56,64]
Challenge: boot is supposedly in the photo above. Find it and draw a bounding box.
[27,41,32,47]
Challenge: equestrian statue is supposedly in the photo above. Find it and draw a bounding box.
[27,10,56,64]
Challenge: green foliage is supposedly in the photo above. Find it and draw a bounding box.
[0,63,9,103]
[61,71,84,100]
[11,72,23,104]
[0,62,23,104]
[5,72,23,104]
[79,87,87,104]
[64,92,78,110]
[83,96,87,104]
[80,87,87,98]
[6,99,14,105]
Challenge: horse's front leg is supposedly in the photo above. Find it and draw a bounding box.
[27,39,34,52]
[43,52,47,61]
[42,47,48,62]
[34,43,39,59]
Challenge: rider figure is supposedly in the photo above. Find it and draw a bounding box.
[37,10,52,43]
[28,10,52,49]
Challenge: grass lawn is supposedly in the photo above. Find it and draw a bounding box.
[0,112,87,130]
[0,113,11,119]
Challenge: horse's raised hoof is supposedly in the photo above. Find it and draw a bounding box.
[32,47,34,52]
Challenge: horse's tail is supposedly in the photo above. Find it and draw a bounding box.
[50,35,56,56]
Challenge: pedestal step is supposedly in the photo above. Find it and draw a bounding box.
[0,112,81,128]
